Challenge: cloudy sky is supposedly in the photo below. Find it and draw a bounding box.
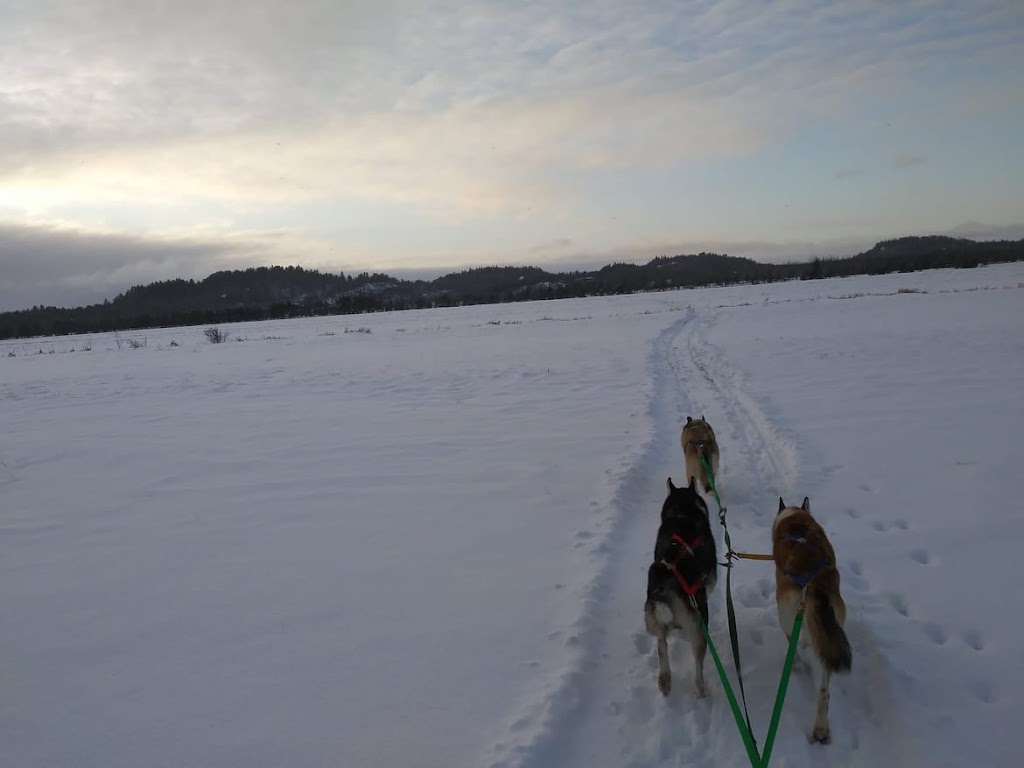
[1,1,1022,310]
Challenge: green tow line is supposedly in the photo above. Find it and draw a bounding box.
[696,454,804,768]
[693,609,761,767]
[759,604,805,767]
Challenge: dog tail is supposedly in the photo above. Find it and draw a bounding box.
[808,589,852,673]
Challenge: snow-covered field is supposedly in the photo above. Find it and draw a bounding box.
[3,263,1022,768]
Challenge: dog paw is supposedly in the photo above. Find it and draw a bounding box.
[809,726,831,745]
[658,672,672,696]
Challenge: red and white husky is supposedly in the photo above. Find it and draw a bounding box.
[772,497,852,744]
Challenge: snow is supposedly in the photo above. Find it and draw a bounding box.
[2,263,1022,768]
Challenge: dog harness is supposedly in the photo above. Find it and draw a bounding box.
[664,533,707,596]
[782,530,830,588]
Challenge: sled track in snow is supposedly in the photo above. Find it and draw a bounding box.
[679,307,800,503]
[479,309,697,768]
[485,306,920,768]
[669,307,919,767]
[488,307,748,768]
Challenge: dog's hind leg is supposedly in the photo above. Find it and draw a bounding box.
[688,595,710,697]
[777,589,809,671]
[645,603,673,696]
[656,633,672,696]
[810,668,832,744]
[685,454,699,491]
[691,627,708,698]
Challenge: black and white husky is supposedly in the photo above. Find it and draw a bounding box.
[644,477,718,697]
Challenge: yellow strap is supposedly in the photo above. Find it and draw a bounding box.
[733,551,774,561]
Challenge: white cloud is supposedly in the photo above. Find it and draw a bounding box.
[0,0,1021,302]
[0,82,772,219]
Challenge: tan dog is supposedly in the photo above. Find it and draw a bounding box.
[680,416,720,493]
[772,497,852,744]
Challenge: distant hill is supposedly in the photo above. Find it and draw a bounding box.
[1,235,1021,339]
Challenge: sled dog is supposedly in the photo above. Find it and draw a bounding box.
[772,497,852,744]
[644,477,718,697]
[681,416,720,493]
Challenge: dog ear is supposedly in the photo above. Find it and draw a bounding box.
[686,416,692,423]
[688,476,696,490]
[667,477,675,492]
[701,414,705,421]
[778,497,785,513]
[802,497,810,512]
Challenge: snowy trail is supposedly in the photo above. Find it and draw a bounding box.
[513,304,926,768]
[674,307,922,768]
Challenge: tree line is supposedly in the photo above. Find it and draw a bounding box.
[1,236,1021,339]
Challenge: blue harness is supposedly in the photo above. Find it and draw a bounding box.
[783,531,830,588]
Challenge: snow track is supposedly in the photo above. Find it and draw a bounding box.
[681,308,799,502]
[505,304,926,768]
[481,311,694,768]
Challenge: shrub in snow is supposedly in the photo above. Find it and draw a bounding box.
[204,327,228,344]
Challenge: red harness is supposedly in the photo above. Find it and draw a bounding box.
[665,533,706,596]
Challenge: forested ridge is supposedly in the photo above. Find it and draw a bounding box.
[3,235,1021,339]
